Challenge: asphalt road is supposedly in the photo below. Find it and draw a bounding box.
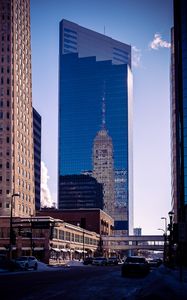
[0,265,153,300]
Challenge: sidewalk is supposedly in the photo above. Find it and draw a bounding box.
[49,259,83,267]
[134,265,187,299]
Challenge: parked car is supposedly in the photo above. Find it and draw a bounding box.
[92,257,108,266]
[83,257,93,265]
[14,256,38,270]
[107,257,119,265]
[121,256,150,277]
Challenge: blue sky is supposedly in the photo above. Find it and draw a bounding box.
[30,0,173,234]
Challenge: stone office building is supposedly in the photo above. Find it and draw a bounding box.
[0,0,35,217]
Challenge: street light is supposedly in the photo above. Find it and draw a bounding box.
[83,230,85,261]
[168,211,174,223]
[158,228,167,264]
[168,211,174,267]
[161,217,167,234]
[9,193,20,259]
[77,222,85,261]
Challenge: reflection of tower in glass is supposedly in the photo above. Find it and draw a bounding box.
[92,89,115,215]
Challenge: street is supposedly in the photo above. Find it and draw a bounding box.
[1,263,186,300]
[0,265,152,300]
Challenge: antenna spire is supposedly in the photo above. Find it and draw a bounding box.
[101,81,106,130]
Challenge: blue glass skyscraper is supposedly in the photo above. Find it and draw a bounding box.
[58,20,133,235]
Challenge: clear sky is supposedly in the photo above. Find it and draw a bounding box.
[30,0,173,235]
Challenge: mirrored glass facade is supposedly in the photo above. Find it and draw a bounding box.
[58,20,133,234]
[33,108,41,211]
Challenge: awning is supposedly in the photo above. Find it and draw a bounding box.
[75,249,82,253]
[51,247,61,252]
[75,250,87,253]
[0,247,7,250]
[60,248,68,252]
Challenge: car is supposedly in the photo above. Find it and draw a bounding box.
[14,256,38,270]
[107,257,119,265]
[121,256,150,277]
[92,257,108,266]
[83,257,93,265]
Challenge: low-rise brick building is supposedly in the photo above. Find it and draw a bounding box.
[37,208,114,236]
[0,216,101,263]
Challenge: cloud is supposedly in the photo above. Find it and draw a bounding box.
[132,46,142,68]
[149,33,171,50]
[41,161,55,208]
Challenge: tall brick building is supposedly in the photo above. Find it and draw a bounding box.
[0,0,35,217]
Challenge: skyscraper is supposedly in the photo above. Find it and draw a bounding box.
[0,0,35,217]
[171,0,187,264]
[92,92,115,215]
[58,174,103,210]
[58,19,133,234]
[33,107,41,211]
[171,0,187,225]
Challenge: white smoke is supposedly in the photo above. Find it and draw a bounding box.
[132,46,142,68]
[149,33,171,50]
[41,161,54,208]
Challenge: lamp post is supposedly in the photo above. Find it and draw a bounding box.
[30,215,33,256]
[168,211,174,267]
[83,229,85,261]
[9,193,20,259]
[158,228,167,264]
[161,217,168,264]
[77,222,85,261]
[161,217,167,235]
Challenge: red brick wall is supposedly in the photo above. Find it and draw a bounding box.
[37,210,101,234]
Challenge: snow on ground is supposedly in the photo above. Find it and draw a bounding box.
[135,265,187,300]
[0,260,85,274]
